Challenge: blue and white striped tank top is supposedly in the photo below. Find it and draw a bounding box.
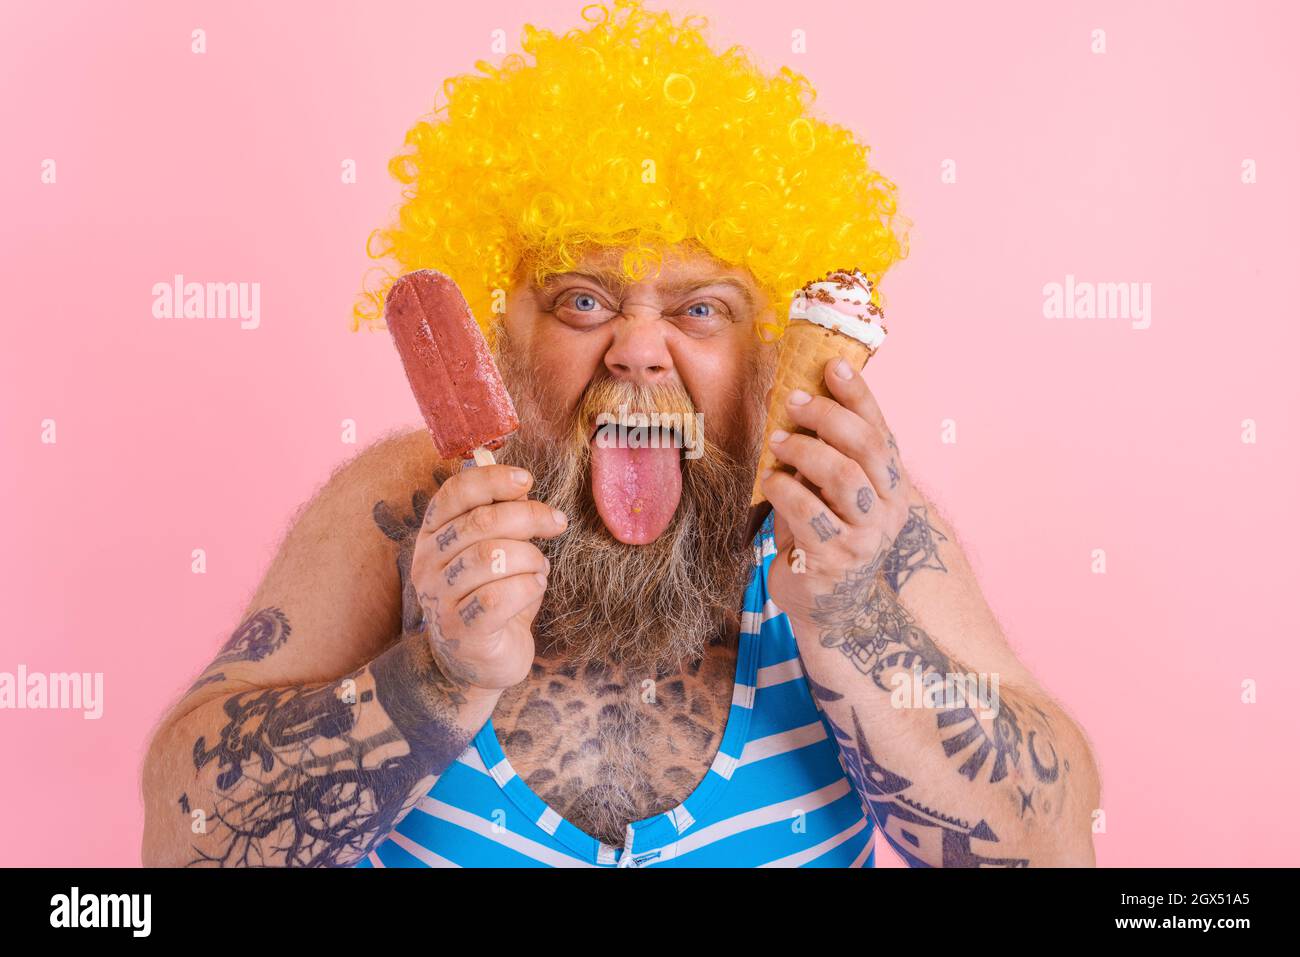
[356,510,876,868]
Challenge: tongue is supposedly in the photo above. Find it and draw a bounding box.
[590,440,682,544]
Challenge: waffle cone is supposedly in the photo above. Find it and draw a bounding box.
[751,320,878,506]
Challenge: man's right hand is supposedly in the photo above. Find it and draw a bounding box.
[412,463,566,695]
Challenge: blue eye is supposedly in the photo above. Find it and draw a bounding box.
[685,302,714,318]
[573,293,599,311]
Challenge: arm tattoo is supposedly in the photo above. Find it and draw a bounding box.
[214,607,291,666]
[881,505,948,592]
[185,671,227,695]
[810,557,1050,787]
[186,620,473,867]
[182,479,471,867]
[812,687,1029,867]
[807,502,1069,855]
[184,607,291,695]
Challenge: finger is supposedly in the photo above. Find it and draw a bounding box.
[422,498,568,570]
[784,389,902,500]
[767,431,872,525]
[760,467,848,552]
[823,357,889,434]
[450,571,549,637]
[826,359,906,483]
[419,464,536,540]
[440,538,550,605]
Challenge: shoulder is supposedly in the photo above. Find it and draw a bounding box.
[298,427,458,535]
[249,426,457,628]
[330,427,454,491]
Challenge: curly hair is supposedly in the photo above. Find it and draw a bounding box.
[353,0,910,342]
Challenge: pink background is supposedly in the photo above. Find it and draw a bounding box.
[2,0,1296,867]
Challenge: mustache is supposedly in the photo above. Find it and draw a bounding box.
[564,376,700,454]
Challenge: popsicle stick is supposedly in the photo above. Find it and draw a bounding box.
[471,447,496,467]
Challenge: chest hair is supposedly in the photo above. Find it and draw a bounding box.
[491,636,739,846]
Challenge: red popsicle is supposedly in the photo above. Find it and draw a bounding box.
[384,270,519,464]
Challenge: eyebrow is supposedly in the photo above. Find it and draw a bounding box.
[540,269,757,310]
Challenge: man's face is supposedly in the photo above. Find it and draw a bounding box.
[490,243,778,673]
[500,243,774,539]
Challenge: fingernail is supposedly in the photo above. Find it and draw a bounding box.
[788,389,812,406]
[511,468,530,485]
[834,359,854,379]
[534,573,548,587]
[770,429,790,443]
[760,467,774,480]
[552,508,568,526]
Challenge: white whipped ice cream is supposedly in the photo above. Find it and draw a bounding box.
[788,269,888,350]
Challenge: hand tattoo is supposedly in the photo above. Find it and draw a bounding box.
[445,556,466,585]
[436,527,457,552]
[810,511,840,542]
[458,596,485,625]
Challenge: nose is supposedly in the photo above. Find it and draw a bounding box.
[603,315,674,387]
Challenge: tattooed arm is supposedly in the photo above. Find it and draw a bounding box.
[140,429,498,867]
[761,359,1100,867]
[802,490,1100,867]
[143,625,497,867]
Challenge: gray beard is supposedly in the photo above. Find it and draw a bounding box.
[492,328,771,678]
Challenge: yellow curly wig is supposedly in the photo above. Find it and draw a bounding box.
[353,0,910,342]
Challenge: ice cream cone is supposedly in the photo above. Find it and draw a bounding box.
[751,269,888,507]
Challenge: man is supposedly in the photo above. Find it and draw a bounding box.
[140,1,1099,867]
